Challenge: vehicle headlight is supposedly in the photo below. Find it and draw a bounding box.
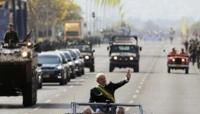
[172,58,175,62]
[21,51,28,58]
[129,57,134,60]
[85,56,89,59]
[27,42,32,47]
[75,60,79,64]
[182,58,185,62]
[68,62,73,66]
[57,65,63,70]
[36,67,42,72]
[113,56,118,60]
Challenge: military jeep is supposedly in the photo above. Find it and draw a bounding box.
[0,41,38,107]
[108,35,141,72]
[77,42,95,72]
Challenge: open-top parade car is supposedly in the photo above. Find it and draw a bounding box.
[167,53,189,74]
[68,102,144,114]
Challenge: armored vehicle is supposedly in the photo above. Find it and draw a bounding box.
[108,35,141,72]
[0,41,38,107]
[77,42,95,72]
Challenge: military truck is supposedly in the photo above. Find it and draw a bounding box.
[108,35,141,72]
[0,41,38,107]
[76,41,95,72]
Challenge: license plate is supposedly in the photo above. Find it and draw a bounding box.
[43,74,50,78]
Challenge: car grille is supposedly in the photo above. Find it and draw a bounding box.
[175,58,182,64]
[115,57,130,61]
[42,67,55,70]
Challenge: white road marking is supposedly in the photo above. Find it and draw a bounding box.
[132,95,137,99]
[33,107,40,111]
[45,99,51,103]
[125,107,130,112]
[55,94,60,97]
[138,85,142,89]
[140,82,144,85]
[136,90,140,94]
[69,86,73,88]
[130,100,134,103]
[63,89,67,92]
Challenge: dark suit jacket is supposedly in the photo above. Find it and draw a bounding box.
[89,80,128,103]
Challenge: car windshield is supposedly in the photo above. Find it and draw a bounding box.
[111,45,138,53]
[68,50,77,59]
[77,45,91,52]
[63,52,73,61]
[38,55,61,64]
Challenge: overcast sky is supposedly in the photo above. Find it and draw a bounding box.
[75,0,200,21]
[122,0,200,21]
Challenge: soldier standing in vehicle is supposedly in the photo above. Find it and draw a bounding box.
[169,48,177,56]
[179,48,188,56]
[89,70,131,114]
[4,23,19,44]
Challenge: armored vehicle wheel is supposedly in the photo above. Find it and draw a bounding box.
[134,66,139,72]
[90,65,95,72]
[109,65,114,72]
[168,67,171,73]
[23,77,37,107]
[185,68,189,74]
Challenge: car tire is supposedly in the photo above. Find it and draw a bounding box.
[134,65,139,72]
[185,68,189,74]
[90,65,95,72]
[168,67,171,73]
[109,65,114,72]
[82,68,85,75]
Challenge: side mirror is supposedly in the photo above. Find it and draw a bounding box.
[93,50,95,53]
[107,46,110,51]
[63,60,67,64]
[140,47,142,51]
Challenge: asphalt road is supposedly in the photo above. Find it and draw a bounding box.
[0,38,200,114]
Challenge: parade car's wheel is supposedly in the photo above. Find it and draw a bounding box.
[185,68,189,74]
[23,77,37,107]
[168,67,171,73]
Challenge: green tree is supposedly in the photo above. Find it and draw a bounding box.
[27,0,81,39]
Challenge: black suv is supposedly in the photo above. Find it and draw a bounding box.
[77,42,95,72]
[38,52,69,85]
[108,35,141,72]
